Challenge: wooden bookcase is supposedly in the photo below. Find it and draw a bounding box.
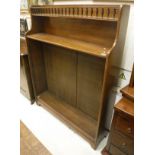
[26,5,125,149]
[20,37,34,102]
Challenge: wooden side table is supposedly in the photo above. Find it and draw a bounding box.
[102,67,134,155]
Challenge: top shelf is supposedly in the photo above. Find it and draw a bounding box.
[27,33,111,58]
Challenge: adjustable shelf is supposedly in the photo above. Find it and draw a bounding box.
[27,33,110,58]
[26,5,124,149]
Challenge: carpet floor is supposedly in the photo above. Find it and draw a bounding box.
[20,121,52,155]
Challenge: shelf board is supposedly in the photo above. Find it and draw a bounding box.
[27,33,110,58]
[37,91,97,141]
[121,86,134,101]
[114,97,134,117]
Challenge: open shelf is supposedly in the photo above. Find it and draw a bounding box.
[114,98,134,117]
[27,33,109,58]
[37,91,97,141]
[27,5,123,148]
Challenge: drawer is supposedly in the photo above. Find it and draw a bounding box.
[109,144,126,155]
[115,113,134,138]
[111,131,134,155]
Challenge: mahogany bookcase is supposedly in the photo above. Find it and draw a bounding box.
[26,5,126,149]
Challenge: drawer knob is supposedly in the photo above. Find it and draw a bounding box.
[127,127,132,133]
[122,142,126,147]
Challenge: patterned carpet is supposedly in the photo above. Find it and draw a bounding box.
[20,121,52,155]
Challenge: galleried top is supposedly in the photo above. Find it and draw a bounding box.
[31,5,122,21]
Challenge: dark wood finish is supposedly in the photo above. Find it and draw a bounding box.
[109,145,126,155]
[104,101,134,155]
[26,5,128,149]
[20,12,34,102]
[114,113,134,138]
[31,5,121,21]
[27,33,110,58]
[77,53,105,120]
[43,44,77,107]
[37,91,97,142]
[129,65,134,87]
[103,67,134,154]
[20,37,34,102]
[111,130,134,154]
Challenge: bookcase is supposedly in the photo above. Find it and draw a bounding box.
[20,12,34,102]
[20,37,34,102]
[26,5,125,149]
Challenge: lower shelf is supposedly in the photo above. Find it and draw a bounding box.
[37,91,98,143]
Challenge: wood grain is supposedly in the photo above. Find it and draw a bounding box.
[115,112,134,138]
[43,44,77,107]
[27,33,110,58]
[111,130,134,155]
[109,145,126,155]
[27,40,47,95]
[20,55,34,101]
[121,86,134,101]
[103,65,134,154]
[26,4,123,149]
[37,91,97,142]
[114,98,134,117]
[77,53,105,120]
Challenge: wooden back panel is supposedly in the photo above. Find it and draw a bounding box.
[43,44,77,107]
[29,5,121,51]
[42,17,117,48]
[42,43,105,120]
[77,53,105,120]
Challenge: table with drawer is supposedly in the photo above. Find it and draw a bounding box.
[103,97,134,155]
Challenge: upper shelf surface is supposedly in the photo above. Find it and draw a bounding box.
[27,33,111,58]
